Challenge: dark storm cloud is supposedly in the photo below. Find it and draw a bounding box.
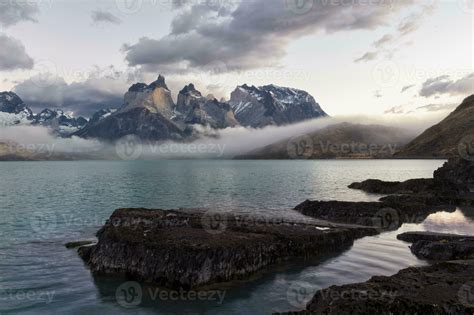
[123,0,415,73]
[419,73,474,98]
[0,34,34,70]
[13,70,125,116]
[91,10,122,25]
[0,0,39,27]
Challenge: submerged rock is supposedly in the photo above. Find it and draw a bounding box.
[65,240,95,249]
[276,260,474,315]
[77,208,376,290]
[398,232,474,260]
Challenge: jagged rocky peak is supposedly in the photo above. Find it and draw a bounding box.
[229,84,327,128]
[88,108,117,124]
[0,91,33,117]
[176,83,205,113]
[148,74,168,90]
[121,74,175,119]
[33,108,88,136]
[175,83,239,129]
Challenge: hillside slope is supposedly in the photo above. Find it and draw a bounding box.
[397,95,474,157]
[236,122,413,159]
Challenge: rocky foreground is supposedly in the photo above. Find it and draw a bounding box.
[77,208,376,290]
[276,260,474,315]
[278,158,474,314]
[397,232,474,261]
[74,157,474,313]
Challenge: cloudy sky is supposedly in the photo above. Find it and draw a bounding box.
[0,0,473,116]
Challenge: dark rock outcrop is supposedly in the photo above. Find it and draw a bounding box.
[293,199,453,230]
[75,107,185,141]
[176,84,239,129]
[348,178,436,195]
[276,260,474,315]
[434,158,474,193]
[77,208,376,290]
[350,158,474,206]
[397,232,474,260]
[0,91,33,117]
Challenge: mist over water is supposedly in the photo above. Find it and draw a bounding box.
[0,112,446,159]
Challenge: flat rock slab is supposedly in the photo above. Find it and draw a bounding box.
[397,231,474,243]
[398,232,474,261]
[348,178,436,195]
[293,199,451,230]
[77,208,377,290]
[276,260,474,315]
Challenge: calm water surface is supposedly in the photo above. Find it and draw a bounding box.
[1,160,473,314]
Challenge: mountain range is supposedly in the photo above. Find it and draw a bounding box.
[0,75,328,141]
[0,91,89,136]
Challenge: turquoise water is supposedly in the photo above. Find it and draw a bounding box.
[1,160,473,314]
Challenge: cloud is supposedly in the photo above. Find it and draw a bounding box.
[91,10,122,25]
[401,84,415,93]
[384,105,406,114]
[354,51,378,63]
[123,0,414,73]
[0,1,39,27]
[13,66,127,116]
[419,73,474,98]
[0,34,34,71]
[355,3,435,63]
[416,103,457,112]
[373,34,394,48]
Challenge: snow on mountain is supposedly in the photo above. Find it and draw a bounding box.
[0,91,88,136]
[229,84,328,128]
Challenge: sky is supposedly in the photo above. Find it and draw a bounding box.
[0,0,473,117]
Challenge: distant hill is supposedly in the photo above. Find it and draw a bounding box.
[397,95,474,158]
[236,122,413,159]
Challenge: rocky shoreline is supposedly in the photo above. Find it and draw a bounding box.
[73,158,474,313]
[276,260,474,315]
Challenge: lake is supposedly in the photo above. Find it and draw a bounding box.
[1,160,473,314]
